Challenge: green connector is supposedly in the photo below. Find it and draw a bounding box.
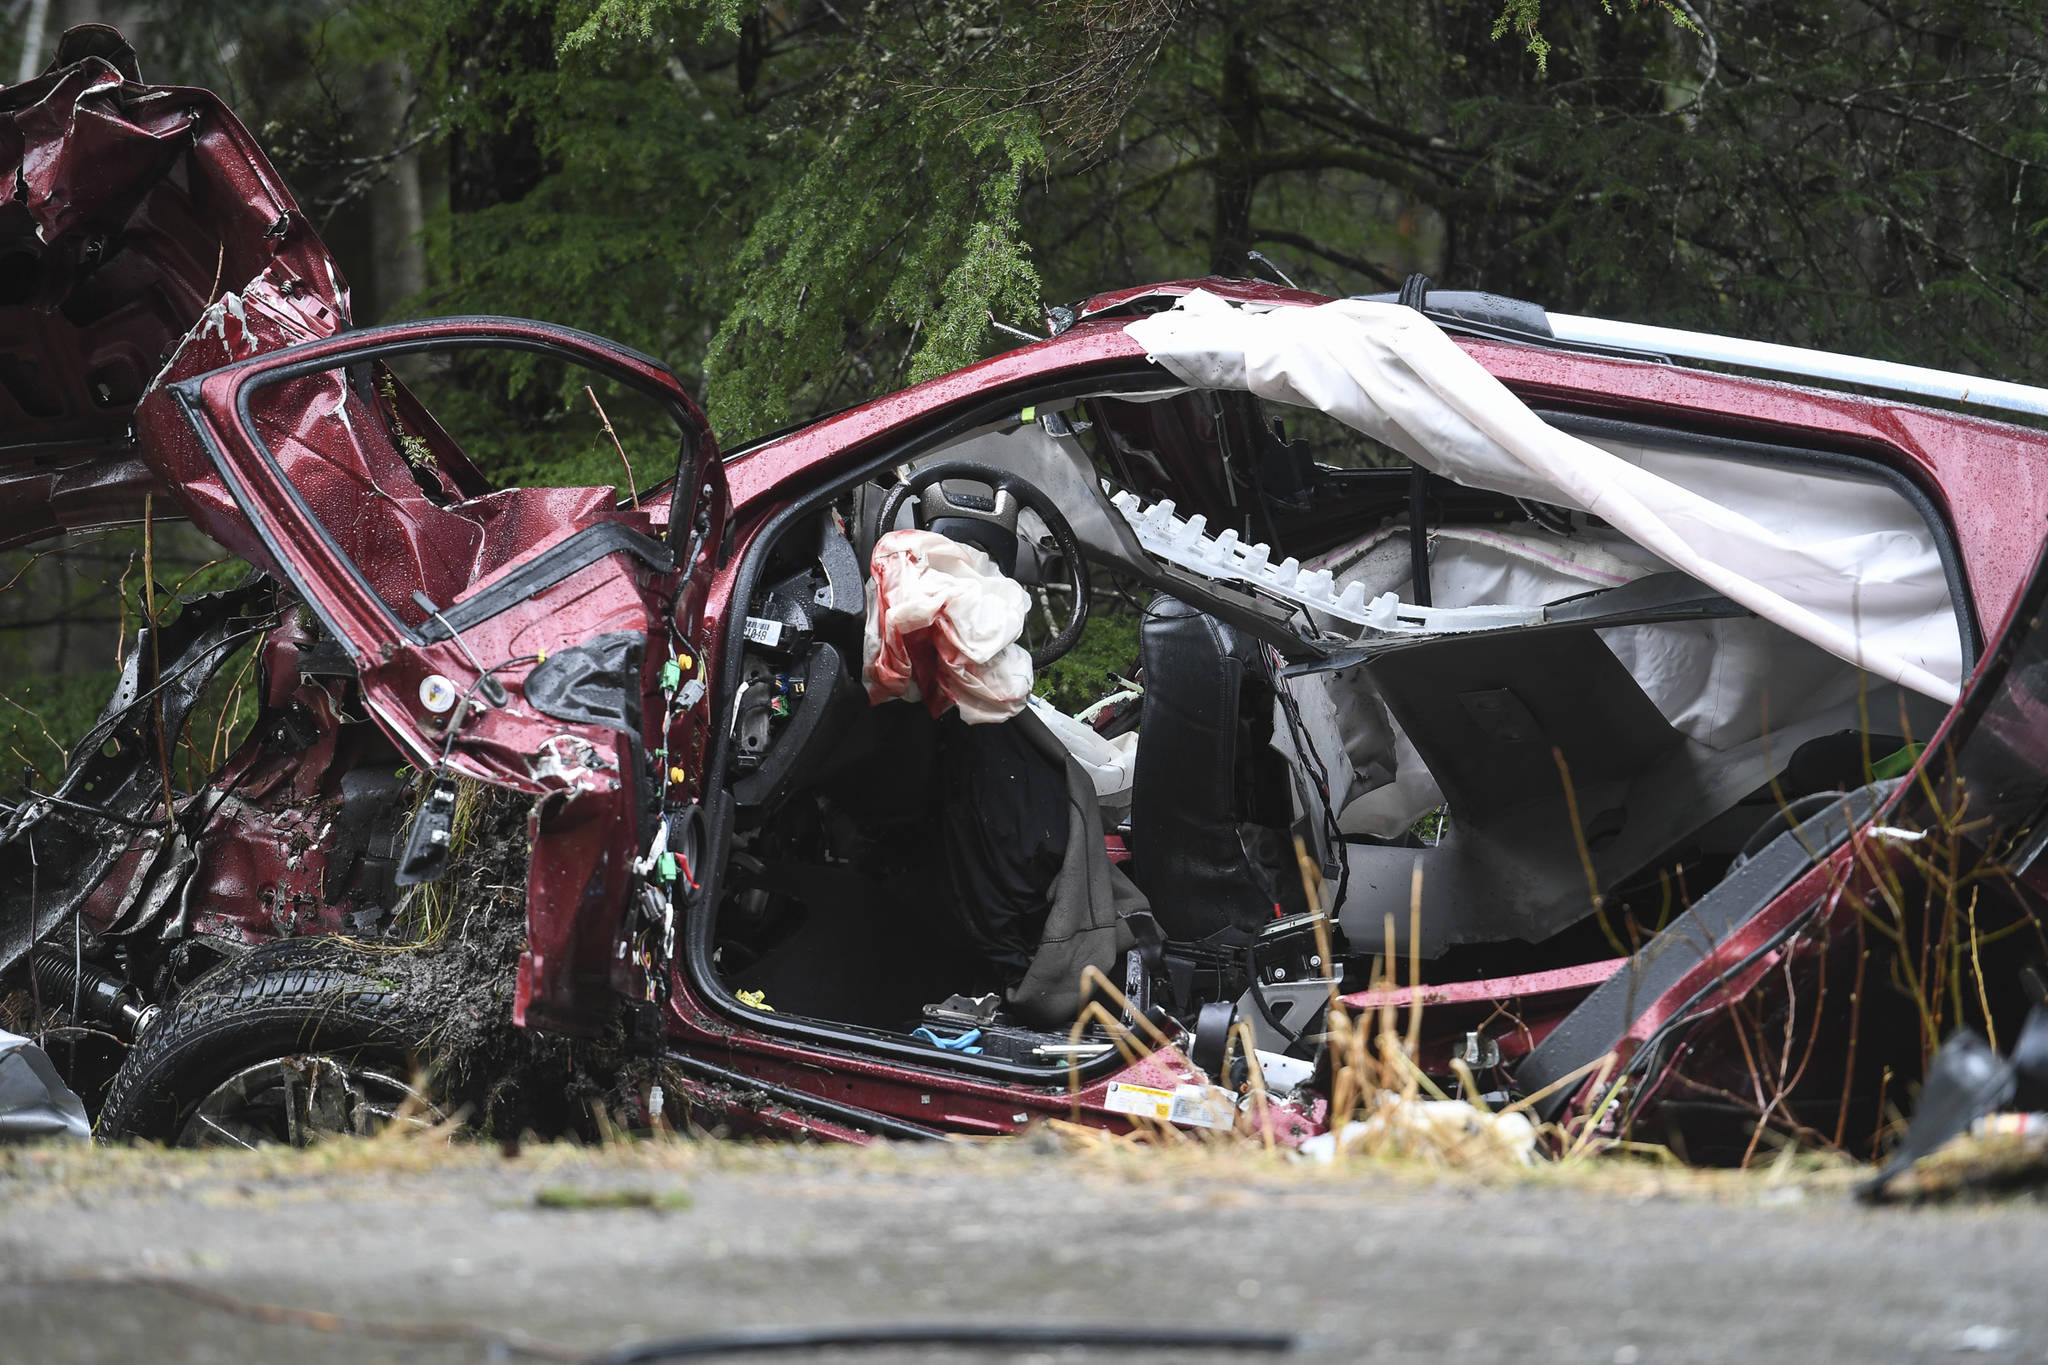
[658,851,679,883]
[660,658,683,690]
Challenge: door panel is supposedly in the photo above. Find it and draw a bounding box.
[162,318,720,785]
[160,317,728,1031]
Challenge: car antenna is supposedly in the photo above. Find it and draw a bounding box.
[1246,250,1299,290]
[986,310,1044,343]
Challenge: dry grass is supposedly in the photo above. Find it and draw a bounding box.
[0,1117,1886,1217]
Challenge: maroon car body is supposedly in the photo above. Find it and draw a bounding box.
[6,36,2047,1155]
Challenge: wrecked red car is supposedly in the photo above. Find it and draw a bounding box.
[5,35,2048,1159]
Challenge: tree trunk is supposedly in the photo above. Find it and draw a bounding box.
[14,0,49,84]
[366,59,426,323]
[1207,17,1260,278]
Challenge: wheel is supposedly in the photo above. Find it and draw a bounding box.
[98,947,443,1146]
[876,459,1091,666]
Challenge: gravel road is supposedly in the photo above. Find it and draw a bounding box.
[0,1137,2043,1364]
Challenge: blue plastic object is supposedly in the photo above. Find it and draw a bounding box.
[910,1026,984,1055]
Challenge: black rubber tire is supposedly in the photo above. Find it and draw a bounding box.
[98,946,433,1144]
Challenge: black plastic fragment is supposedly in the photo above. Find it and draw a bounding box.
[1862,1032,2017,1198]
[1864,1004,2048,1198]
[394,777,460,887]
[524,631,646,737]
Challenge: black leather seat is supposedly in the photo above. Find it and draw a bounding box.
[1127,596,1297,944]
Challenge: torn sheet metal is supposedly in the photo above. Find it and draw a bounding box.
[0,580,276,980]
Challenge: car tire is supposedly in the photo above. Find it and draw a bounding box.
[98,945,440,1146]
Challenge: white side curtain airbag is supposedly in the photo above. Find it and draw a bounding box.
[1125,291,1962,703]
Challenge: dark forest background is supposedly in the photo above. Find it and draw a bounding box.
[0,0,2044,769]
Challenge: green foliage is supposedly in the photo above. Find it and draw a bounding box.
[0,672,118,785]
[0,530,260,793]
[29,0,2048,458]
[1489,0,1696,76]
[705,102,1046,433]
[1033,601,1142,715]
[558,0,746,50]
[392,354,683,493]
[1490,0,1550,74]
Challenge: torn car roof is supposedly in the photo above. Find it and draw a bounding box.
[0,47,348,549]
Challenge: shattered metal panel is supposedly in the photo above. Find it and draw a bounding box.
[0,579,275,976]
[0,55,349,546]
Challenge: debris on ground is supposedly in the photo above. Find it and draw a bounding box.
[0,1029,88,1142]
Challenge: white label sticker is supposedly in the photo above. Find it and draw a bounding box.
[742,616,783,647]
[1103,1082,1175,1121]
[1167,1083,1237,1131]
[1103,1081,1235,1130]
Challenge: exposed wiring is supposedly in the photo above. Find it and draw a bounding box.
[435,655,542,768]
[1266,643,1350,914]
[1514,496,1576,537]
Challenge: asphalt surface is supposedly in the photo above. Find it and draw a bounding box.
[1,1138,2044,1364]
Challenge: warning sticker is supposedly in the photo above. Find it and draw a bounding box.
[1103,1081,1235,1131]
[742,616,784,647]
[1103,1082,1175,1121]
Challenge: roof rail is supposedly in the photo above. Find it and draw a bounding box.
[1546,313,2048,423]
[1356,282,2048,422]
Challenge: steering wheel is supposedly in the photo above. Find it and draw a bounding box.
[875,460,1091,668]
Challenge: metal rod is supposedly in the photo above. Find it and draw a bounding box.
[1546,312,2048,422]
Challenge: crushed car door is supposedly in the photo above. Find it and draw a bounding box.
[158,317,729,1032]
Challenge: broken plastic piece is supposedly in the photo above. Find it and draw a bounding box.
[910,1025,984,1054]
[1108,490,1541,634]
[1862,1013,2048,1197]
[394,778,460,886]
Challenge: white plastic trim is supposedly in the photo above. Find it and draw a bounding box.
[1109,489,1541,635]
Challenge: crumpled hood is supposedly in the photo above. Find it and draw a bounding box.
[0,32,349,550]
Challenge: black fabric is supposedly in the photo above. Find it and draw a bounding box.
[730,860,998,1029]
[996,708,1151,1028]
[935,713,1069,981]
[730,703,1146,1031]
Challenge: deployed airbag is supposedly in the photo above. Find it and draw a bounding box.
[1126,291,1962,703]
[863,529,1034,724]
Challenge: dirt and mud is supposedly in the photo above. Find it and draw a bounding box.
[3,1138,2048,1364]
[324,783,642,1139]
